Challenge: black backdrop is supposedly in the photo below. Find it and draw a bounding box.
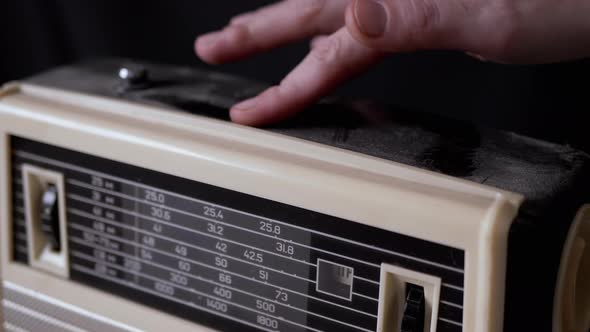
[1,1,588,152]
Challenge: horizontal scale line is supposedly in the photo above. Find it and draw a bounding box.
[440,300,463,309]
[14,233,27,242]
[442,283,464,291]
[352,292,378,302]
[354,275,379,285]
[15,245,28,253]
[439,317,463,327]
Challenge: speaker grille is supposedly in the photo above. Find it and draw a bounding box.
[2,282,138,332]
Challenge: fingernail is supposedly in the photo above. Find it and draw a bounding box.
[197,31,222,48]
[354,0,388,38]
[232,97,258,111]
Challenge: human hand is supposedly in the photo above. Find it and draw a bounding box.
[196,0,590,126]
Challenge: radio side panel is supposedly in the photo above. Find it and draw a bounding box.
[0,120,7,330]
[0,83,520,332]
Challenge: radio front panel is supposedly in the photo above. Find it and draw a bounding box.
[8,136,465,332]
[4,59,588,332]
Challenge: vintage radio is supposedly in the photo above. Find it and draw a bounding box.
[0,59,588,332]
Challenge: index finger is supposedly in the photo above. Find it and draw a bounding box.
[196,0,348,64]
[230,28,383,126]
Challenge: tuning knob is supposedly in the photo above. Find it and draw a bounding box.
[401,285,426,332]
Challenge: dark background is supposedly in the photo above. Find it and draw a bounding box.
[1,1,588,152]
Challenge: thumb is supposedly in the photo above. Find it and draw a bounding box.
[345,0,467,52]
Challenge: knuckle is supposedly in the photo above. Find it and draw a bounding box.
[309,35,342,65]
[407,0,441,42]
[483,2,522,59]
[264,86,284,102]
[224,24,251,44]
[415,0,441,31]
[391,0,442,48]
[225,24,248,40]
[277,81,298,99]
[229,13,252,25]
[291,0,326,22]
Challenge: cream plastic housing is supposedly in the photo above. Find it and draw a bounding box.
[554,205,590,332]
[0,82,526,331]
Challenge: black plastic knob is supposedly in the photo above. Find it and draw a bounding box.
[118,64,148,85]
[401,284,426,332]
